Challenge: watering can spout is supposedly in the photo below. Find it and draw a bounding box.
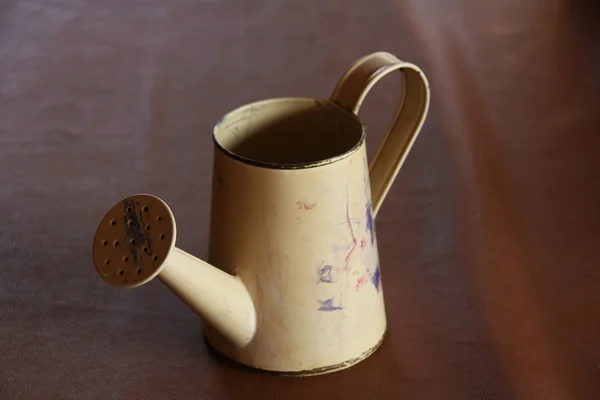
[157,248,257,347]
[92,194,257,348]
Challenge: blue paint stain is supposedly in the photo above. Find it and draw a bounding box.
[317,265,337,283]
[366,201,375,245]
[372,263,381,292]
[123,199,153,264]
[318,298,343,311]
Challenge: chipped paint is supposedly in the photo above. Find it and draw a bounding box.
[123,199,153,264]
[297,201,317,211]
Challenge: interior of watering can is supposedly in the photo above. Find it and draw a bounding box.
[213,99,364,167]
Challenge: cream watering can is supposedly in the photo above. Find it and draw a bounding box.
[92,51,430,375]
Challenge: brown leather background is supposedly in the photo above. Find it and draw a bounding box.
[1,1,599,399]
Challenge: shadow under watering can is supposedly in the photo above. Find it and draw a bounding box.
[92,51,430,376]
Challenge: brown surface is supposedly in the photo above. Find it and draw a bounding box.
[1,1,599,399]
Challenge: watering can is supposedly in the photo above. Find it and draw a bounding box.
[92,51,430,375]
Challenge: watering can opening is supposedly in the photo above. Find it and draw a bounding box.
[213,98,364,169]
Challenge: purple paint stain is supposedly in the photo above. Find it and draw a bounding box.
[318,298,343,311]
[366,201,375,245]
[317,265,336,283]
[344,195,358,275]
[372,263,381,292]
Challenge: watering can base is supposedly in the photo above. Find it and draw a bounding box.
[203,326,386,376]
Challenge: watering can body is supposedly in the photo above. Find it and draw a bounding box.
[206,110,386,373]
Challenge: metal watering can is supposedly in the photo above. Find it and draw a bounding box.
[92,51,430,375]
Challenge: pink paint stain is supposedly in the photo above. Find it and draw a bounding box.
[355,275,367,291]
[359,237,367,249]
[297,201,316,211]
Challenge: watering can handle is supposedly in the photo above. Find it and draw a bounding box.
[330,52,431,218]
